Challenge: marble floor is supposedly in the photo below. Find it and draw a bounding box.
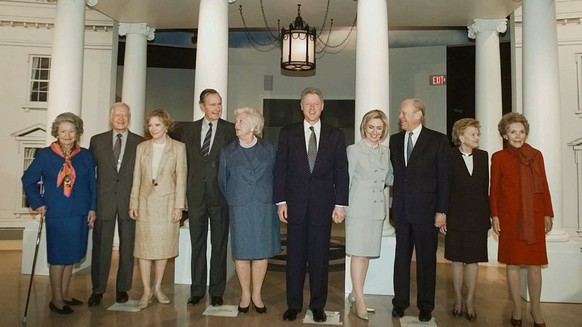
[4,238,582,326]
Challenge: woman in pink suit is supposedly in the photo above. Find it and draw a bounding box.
[129,110,187,310]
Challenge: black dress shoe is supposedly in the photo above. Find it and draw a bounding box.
[211,296,223,306]
[238,304,250,314]
[283,308,300,321]
[187,295,203,305]
[391,307,405,318]
[64,298,83,306]
[252,300,267,314]
[419,310,432,322]
[116,291,129,303]
[49,302,74,314]
[87,293,103,307]
[312,309,327,322]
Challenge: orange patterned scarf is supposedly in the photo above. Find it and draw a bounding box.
[50,142,81,197]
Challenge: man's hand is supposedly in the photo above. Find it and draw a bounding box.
[277,203,288,223]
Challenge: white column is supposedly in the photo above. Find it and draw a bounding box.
[522,0,568,241]
[46,0,86,145]
[194,0,229,120]
[118,23,155,136]
[355,0,392,236]
[468,19,507,155]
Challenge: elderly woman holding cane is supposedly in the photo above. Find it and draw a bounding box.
[22,112,96,315]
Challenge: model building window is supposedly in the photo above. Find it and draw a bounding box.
[29,56,51,103]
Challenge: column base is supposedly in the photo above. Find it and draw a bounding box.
[345,235,396,295]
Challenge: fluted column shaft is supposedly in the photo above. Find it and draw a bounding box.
[194,0,229,120]
[118,23,155,136]
[468,19,507,155]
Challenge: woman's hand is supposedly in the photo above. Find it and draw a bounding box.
[439,224,447,235]
[172,209,183,223]
[87,210,96,229]
[544,216,553,234]
[36,206,46,221]
[492,216,501,235]
[129,209,138,220]
[332,206,345,224]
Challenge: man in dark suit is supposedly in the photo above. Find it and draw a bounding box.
[389,98,450,322]
[274,87,349,323]
[88,102,144,306]
[181,89,235,307]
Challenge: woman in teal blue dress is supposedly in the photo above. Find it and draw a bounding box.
[22,112,96,315]
[218,107,280,314]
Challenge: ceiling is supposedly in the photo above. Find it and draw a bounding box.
[91,0,523,31]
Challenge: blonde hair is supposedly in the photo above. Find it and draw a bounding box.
[359,109,389,142]
[451,118,481,146]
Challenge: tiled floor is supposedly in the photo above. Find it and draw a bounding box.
[4,234,582,326]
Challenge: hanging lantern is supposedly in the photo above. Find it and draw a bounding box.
[280,4,316,71]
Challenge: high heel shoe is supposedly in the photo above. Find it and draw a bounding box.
[155,290,170,304]
[531,311,546,327]
[138,294,153,310]
[348,293,375,313]
[465,310,477,322]
[510,317,523,326]
[252,300,267,314]
[238,304,250,314]
[351,301,369,321]
[49,302,73,315]
[452,305,463,318]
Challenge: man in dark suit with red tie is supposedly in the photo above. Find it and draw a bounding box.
[181,89,235,307]
[274,87,349,323]
[389,98,450,322]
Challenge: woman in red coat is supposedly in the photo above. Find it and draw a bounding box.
[490,113,553,327]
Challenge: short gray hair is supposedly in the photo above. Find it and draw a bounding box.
[51,112,84,141]
[234,107,264,136]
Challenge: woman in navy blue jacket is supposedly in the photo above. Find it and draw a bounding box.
[218,107,280,314]
[22,112,96,315]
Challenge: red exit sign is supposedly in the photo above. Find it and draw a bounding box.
[430,75,447,85]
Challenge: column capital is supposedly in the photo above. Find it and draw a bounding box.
[468,18,507,39]
[118,23,155,41]
[86,0,98,7]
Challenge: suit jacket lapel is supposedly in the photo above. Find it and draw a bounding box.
[155,136,173,179]
[408,128,429,163]
[293,124,310,173]
[142,140,154,181]
[192,120,203,153]
[208,119,228,159]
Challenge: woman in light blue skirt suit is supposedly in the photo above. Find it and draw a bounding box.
[218,107,280,314]
[345,110,393,320]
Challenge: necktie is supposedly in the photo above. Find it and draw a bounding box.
[406,132,414,162]
[113,133,122,166]
[202,122,213,157]
[307,126,317,172]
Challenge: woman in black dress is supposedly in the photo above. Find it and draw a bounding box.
[440,118,490,322]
